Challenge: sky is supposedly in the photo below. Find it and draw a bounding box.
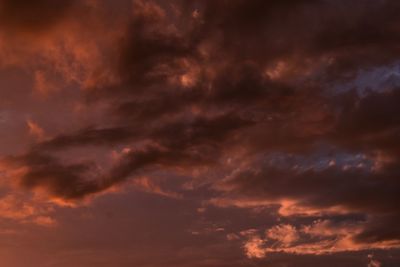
[0,0,400,266]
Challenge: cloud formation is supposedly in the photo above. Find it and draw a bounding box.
[0,0,400,265]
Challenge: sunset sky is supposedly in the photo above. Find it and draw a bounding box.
[0,0,400,266]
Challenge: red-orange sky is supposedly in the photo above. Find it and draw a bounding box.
[0,0,400,266]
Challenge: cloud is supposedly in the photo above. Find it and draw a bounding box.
[131,176,182,199]
[0,193,57,227]
[238,221,400,259]
[212,156,400,244]
[266,224,299,247]
[368,254,382,267]
[1,0,400,263]
[0,0,76,33]
[26,119,46,141]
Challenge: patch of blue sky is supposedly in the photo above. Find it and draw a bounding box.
[260,149,374,173]
[331,63,400,96]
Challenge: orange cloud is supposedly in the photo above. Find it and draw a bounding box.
[0,193,57,227]
[238,221,400,259]
[27,119,46,141]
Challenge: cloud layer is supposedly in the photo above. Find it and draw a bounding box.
[1,0,400,266]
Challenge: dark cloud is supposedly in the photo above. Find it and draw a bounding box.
[8,112,250,200]
[36,127,135,150]
[0,0,76,32]
[10,0,400,221]
[4,152,98,199]
[354,214,400,244]
[218,160,400,221]
[2,0,400,263]
[333,88,400,156]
